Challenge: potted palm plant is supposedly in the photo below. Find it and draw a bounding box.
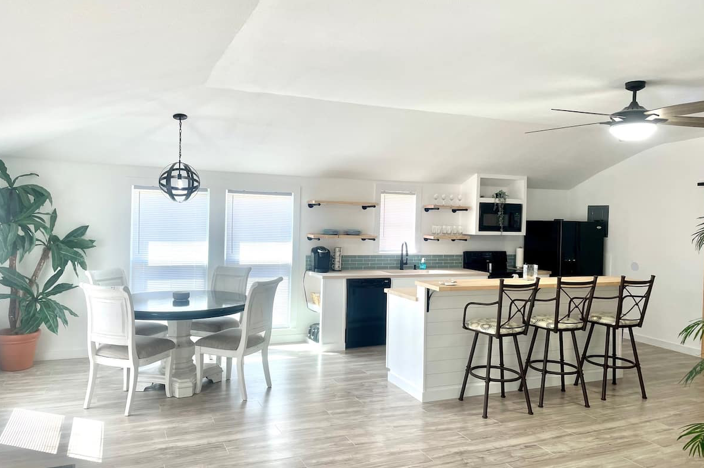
[0,159,95,371]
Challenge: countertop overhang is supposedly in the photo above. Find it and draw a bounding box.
[416,276,622,292]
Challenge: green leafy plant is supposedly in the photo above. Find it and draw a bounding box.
[493,190,508,233]
[0,159,95,335]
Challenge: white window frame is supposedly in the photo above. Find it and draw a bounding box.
[374,183,422,254]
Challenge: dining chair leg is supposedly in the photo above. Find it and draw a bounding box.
[611,327,618,385]
[225,357,233,381]
[84,362,98,409]
[538,330,550,408]
[574,323,595,386]
[459,332,478,401]
[195,349,204,394]
[237,357,248,401]
[482,336,493,419]
[262,348,272,388]
[628,327,648,399]
[601,326,610,401]
[498,336,506,398]
[125,364,138,416]
[570,330,590,408]
[123,368,129,392]
[518,327,538,393]
[558,331,566,392]
[164,355,173,398]
[513,335,533,415]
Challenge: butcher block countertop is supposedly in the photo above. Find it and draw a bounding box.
[415,276,622,292]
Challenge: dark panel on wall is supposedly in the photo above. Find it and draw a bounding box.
[587,205,609,238]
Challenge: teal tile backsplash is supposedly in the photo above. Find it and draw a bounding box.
[306,254,516,271]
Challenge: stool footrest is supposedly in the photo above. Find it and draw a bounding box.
[527,358,579,376]
[469,364,522,384]
[585,354,637,370]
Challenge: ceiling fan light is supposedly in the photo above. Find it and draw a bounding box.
[609,122,657,141]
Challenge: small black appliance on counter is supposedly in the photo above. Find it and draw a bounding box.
[463,251,516,279]
[525,220,605,276]
[311,246,331,273]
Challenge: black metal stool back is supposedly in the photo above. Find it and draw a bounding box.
[615,275,655,328]
[542,277,599,332]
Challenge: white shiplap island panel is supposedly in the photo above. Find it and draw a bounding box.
[386,277,623,402]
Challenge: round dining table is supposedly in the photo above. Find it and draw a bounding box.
[132,290,246,398]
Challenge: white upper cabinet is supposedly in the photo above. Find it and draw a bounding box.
[461,174,528,236]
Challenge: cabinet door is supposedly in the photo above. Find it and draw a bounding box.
[560,221,578,276]
[577,222,605,275]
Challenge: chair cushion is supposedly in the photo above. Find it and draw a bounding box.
[135,321,168,336]
[191,317,240,333]
[530,315,584,330]
[96,336,175,360]
[466,317,525,335]
[588,312,639,326]
[196,328,266,351]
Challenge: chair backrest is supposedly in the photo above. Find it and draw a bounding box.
[86,268,128,287]
[616,275,656,327]
[212,266,251,296]
[494,278,542,337]
[239,277,283,343]
[80,283,136,357]
[539,276,598,331]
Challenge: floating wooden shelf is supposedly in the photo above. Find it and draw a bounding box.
[478,198,523,204]
[306,233,377,241]
[307,200,377,210]
[423,204,470,213]
[423,235,469,242]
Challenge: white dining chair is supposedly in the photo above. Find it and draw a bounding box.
[191,266,252,336]
[194,277,282,400]
[80,283,175,416]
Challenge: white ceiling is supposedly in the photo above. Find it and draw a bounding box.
[2,0,704,188]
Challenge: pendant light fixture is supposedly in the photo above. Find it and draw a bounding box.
[159,113,200,203]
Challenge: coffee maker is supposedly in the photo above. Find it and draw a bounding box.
[311,246,331,273]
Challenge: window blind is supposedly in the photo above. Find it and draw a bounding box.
[379,191,417,253]
[130,187,209,293]
[225,191,293,329]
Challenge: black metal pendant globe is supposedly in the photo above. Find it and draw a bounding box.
[159,113,200,203]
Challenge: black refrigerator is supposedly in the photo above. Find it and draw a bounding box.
[524,220,605,277]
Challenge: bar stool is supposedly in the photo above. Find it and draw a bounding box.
[459,278,541,419]
[518,277,597,408]
[574,275,655,401]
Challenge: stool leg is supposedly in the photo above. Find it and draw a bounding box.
[601,326,610,401]
[611,327,617,385]
[558,331,566,392]
[628,327,647,399]
[498,336,506,398]
[539,329,550,408]
[574,323,595,386]
[571,330,590,408]
[483,336,493,419]
[518,327,538,392]
[513,335,533,415]
[459,332,479,401]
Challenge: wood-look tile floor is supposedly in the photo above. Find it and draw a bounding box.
[1,341,704,468]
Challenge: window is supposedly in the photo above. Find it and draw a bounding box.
[379,191,417,253]
[130,187,209,293]
[226,191,294,329]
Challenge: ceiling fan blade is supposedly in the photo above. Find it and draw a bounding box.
[661,116,704,128]
[551,108,611,116]
[526,121,610,134]
[646,100,704,118]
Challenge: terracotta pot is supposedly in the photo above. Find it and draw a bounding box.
[0,329,41,371]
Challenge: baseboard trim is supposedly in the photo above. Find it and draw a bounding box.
[36,348,87,361]
[631,332,700,357]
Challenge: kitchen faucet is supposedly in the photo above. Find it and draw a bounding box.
[399,241,408,270]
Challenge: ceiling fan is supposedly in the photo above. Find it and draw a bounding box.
[527,80,704,141]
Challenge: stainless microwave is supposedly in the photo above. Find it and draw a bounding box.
[478,202,523,232]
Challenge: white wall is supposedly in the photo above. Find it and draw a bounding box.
[1,157,532,360]
[566,137,704,355]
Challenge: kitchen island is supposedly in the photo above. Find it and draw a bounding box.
[385,276,623,402]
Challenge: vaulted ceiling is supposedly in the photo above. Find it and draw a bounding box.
[2,0,704,188]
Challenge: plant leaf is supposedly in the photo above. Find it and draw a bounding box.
[0,159,12,186]
[17,184,52,206]
[681,359,704,386]
[694,217,704,253]
[0,267,34,296]
[679,423,704,457]
[43,283,76,298]
[42,268,65,293]
[63,225,88,240]
[12,173,38,185]
[679,319,704,344]
[49,209,57,232]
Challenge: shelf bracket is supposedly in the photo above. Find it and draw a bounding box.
[307,203,321,209]
[426,290,435,313]
[361,237,376,241]
[424,237,440,242]
[451,238,468,242]
[361,205,376,210]
[424,207,439,213]
[451,208,468,213]
[307,235,321,241]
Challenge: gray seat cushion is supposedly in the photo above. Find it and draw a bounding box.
[530,314,584,330]
[191,317,240,333]
[135,321,168,336]
[466,317,525,335]
[96,336,175,360]
[196,328,266,351]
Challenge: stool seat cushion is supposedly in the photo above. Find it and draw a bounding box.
[191,317,240,334]
[196,328,266,351]
[466,317,525,335]
[135,321,168,336]
[96,336,175,360]
[588,312,639,326]
[530,315,584,330]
